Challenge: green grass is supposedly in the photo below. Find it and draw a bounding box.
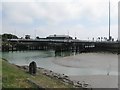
[2,58,74,88]
[0,58,2,89]
[2,59,36,88]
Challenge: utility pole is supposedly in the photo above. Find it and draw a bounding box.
[109,0,111,41]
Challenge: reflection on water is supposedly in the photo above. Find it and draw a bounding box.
[55,51,79,57]
[1,50,118,76]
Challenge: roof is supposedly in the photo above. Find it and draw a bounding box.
[47,35,72,38]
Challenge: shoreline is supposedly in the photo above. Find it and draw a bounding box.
[18,65,91,88]
[18,65,118,88]
[19,65,118,88]
[2,59,74,88]
[2,58,118,88]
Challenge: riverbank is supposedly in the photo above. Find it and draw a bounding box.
[19,65,91,88]
[1,50,119,89]
[2,58,36,88]
[2,58,74,88]
[0,58,2,89]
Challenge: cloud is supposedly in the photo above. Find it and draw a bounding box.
[3,0,117,24]
[3,2,82,24]
[2,2,34,24]
[2,0,119,40]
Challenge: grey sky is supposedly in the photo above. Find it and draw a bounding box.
[1,0,119,40]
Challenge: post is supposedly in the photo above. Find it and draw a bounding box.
[29,61,37,75]
[109,0,111,40]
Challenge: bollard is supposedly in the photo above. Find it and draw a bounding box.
[29,62,32,74]
[29,61,37,75]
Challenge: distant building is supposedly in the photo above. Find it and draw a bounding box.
[25,35,30,39]
[46,34,73,40]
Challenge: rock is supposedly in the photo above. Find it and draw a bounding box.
[82,81,89,88]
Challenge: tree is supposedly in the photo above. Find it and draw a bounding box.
[36,36,40,39]
[2,33,18,41]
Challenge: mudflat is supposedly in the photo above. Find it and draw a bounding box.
[69,75,118,88]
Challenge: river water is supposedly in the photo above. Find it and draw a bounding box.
[1,50,118,76]
[1,51,118,88]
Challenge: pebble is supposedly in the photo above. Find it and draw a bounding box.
[38,68,89,88]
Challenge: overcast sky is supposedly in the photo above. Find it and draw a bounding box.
[1,0,119,40]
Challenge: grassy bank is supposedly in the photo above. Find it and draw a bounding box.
[2,59,36,88]
[0,58,2,89]
[2,59,73,88]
